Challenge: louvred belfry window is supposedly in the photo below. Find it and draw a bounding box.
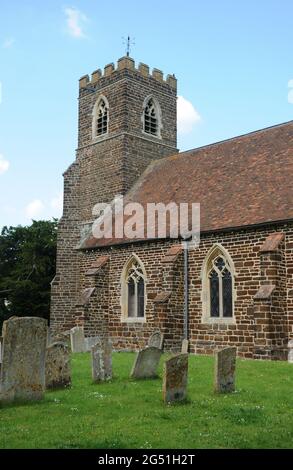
[144,98,158,136]
[208,255,233,318]
[96,99,108,136]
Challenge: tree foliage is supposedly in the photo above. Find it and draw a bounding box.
[0,220,57,329]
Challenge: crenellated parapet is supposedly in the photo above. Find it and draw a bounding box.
[79,56,177,90]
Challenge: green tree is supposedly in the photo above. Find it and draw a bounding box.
[0,219,57,329]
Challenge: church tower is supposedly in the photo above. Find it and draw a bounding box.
[50,57,178,333]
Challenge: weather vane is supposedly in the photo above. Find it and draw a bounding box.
[122,36,135,57]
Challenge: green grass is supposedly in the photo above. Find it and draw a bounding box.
[0,353,292,449]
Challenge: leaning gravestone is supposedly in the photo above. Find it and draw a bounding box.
[163,353,188,403]
[288,340,293,364]
[148,331,164,350]
[45,342,71,389]
[91,338,112,382]
[70,326,86,353]
[214,346,237,393]
[0,317,47,403]
[131,347,162,379]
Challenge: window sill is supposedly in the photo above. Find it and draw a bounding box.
[201,317,236,325]
[120,317,146,324]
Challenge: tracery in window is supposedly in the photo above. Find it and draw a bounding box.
[92,96,109,139]
[201,244,236,323]
[121,255,146,320]
[142,96,162,138]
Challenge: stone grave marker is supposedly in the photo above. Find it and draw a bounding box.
[85,336,100,352]
[214,346,237,393]
[70,326,86,353]
[130,347,162,379]
[91,338,112,382]
[162,353,188,403]
[148,331,164,350]
[45,342,71,389]
[0,316,47,403]
[181,339,189,354]
[288,339,293,363]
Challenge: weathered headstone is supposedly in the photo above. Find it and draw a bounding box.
[85,336,100,352]
[91,338,112,382]
[45,342,71,389]
[70,326,86,353]
[181,339,189,354]
[214,346,237,393]
[131,347,162,379]
[163,353,188,403]
[148,331,164,350]
[288,339,293,363]
[0,336,2,364]
[47,327,52,347]
[0,316,47,403]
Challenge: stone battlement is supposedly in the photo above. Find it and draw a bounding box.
[79,56,177,90]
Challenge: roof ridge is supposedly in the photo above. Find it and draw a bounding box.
[161,119,293,163]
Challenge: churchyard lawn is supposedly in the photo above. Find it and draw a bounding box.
[0,353,292,449]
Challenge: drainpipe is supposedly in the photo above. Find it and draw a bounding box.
[183,241,189,340]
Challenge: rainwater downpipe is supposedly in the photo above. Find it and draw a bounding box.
[183,240,189,341]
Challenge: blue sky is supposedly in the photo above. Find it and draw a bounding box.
[0,0,292,229]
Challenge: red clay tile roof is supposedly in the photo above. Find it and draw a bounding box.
[80,121,293,249]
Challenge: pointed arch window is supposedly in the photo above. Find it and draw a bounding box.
[92,96,109,139]
[201,245,236,323]
[121,256,146,321]
[142,96,162,138]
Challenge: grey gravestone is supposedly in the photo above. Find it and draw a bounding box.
[91,338,112,382]
[288,340,293,363]
[163,353,188,403]
[0,317,47,403]
[70,326,86,353]
[181,339,189,354]
[45,342,71,389]
[148,331,164,350]
[130,347,162,379]
[214,346,237,393]
[0,336,2,364]
[85,336,100,352]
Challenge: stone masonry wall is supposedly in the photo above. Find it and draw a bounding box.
[61,222,293,360]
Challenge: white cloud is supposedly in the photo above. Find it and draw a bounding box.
[288,79,293,104]
[64,7,87,38]
[50,192,63,217]
[0,154,10,175]
[25,199,45,218]
[177,95,201,135]
[2,37,15,49]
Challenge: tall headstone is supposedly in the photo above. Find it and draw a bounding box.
[163,353,188,403]
[131,347,162,379]
[0,317,47,403]
[288,339,293,363]
[91,338,112,382]
[214,346,237,393]
[45,342,71,389]
[70,326,86,353]
[148,331,164,350]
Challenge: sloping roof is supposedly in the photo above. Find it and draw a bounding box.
[80,121,293,249]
